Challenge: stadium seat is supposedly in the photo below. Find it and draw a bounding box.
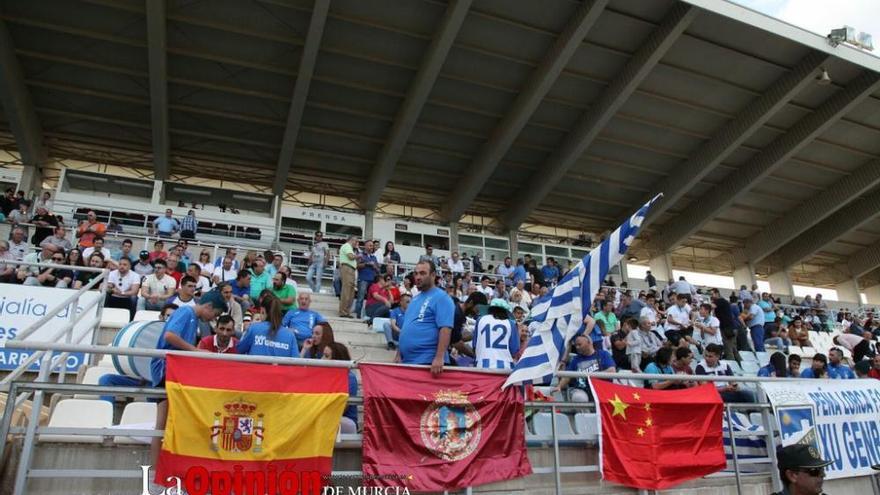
[614,369,645,388]
[75,366,114,399]
[133,310,161,322]
[532,412,576,439]
[573,413,599,442]
[800,347,816,358]
[755,352,770,366]
[370,317,390,334]
[114,402,158,444]
[740,351,757,362]
[788,347,804,357]
[39,399,113,443]
[100,308,130,330]
[740,361,760,375]
[722,360,743,376]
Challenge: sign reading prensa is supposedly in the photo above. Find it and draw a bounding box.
[0,284,102,372]
[761,379,880,479]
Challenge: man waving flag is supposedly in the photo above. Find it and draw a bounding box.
[504,194,662,388]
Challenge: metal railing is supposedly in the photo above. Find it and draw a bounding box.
[1,334,797,495]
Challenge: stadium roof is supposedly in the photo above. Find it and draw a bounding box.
[1,0,880,288]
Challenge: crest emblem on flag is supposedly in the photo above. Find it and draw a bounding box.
[210,399,265,453]
[419,390,482,461]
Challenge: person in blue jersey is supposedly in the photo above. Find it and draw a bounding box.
[383,293,410,350]
[280,292,327,348]
[472,298,520,370]
[758,351,790,377]
[150,290,227,467]
[800,353,829,379]
[553,334,616,401]
[237,296,300,358]
[397,260,455,376]
[825,348,855,379]
[322,342,358,433]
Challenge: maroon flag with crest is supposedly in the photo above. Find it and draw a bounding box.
[360,364,532,491]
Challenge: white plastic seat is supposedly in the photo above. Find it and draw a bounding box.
[800,347,816,358]
[532,412,576,439]
[39,399,113,443]
[133,310,161,322]
[755,352,770,366]
[370,317,390,334]
[74,366,114,399]
[740,351,757,362]
[573,413,599,442]
[113,402,158,444]
[740,361,760,375]
[100,308,130,330]
[788,347,804,357]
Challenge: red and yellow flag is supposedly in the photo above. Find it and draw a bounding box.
[590,379,727,490]
[155,355,349,491]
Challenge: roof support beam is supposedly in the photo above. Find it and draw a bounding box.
[635,51,829,228]
[498,2,697,231]
[438,0,608,221]
[848,239,880,279]
[0,18,47,170]
[652,71,880,252]
[273,0,330,195]
[359,0,472,210]
[146,0,169,180]
[741,158,880,264]
[775,188,880,269]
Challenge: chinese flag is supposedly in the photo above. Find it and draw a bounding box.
[589,379,727,490]
[360,364,532,491]
[155,355,349,490]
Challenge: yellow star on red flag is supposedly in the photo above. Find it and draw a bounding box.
[636,427,646,437]
[632,393,641,401]
[645,418,653,427]
[609,394,629,419]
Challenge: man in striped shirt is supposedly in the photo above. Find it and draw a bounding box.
[180,210,198,240]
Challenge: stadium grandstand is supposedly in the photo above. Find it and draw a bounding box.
[1,0,880,494]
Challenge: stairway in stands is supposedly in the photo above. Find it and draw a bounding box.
[305,291,396,363]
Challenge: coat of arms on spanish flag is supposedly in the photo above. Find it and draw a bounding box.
[155,355,349,492]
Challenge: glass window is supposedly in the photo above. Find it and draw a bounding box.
[484,237,509,250]
[571,248,590,259]
[423,234,449,250]
[518,241,541,253]
[459,234,483,247]
[281,217,321,233]
[545,245,570,257]
[485,249,509,265]
[326,223,362,237]
[395,231,422,248]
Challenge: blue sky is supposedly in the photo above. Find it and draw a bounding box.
[734,0,880,47]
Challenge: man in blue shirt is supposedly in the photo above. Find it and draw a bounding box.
[553,334,616,401]
[739,298,765,352]
[826,348,856,379]
[355,240,379,318]
[512,259,528,286]
[281,292,327,346]
[152,209,180,238]
[384,293,410,350]
[149,290,227,465]
[398,260,455,376]
[541,257,560,287]
[496,257,515,287]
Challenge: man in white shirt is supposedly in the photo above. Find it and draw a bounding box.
[104,257,141,320]
[138,259,177,311]
[83,237,113,265]
[665,294,692,339]
[627,316,664,372]
[693,302,722,347]
[639,293,659,328]
[212,256,237,285]
[186,263,212,296]
[8,228,29,261]
[448,251,465,274]
[478,276,495,300]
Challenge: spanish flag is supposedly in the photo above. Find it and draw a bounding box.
[155,355,349,492]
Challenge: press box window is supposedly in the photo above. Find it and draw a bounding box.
[395,231,422,247]
[423,234,449,250]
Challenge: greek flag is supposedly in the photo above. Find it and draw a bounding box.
[503,194,662,388]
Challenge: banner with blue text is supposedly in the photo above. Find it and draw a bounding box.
[0,284,101,371]
[761,379,880,480]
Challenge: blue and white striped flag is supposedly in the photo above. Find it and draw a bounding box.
[503,194,662,388]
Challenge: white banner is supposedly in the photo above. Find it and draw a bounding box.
[761,379,880,479]
[0,284,102,372]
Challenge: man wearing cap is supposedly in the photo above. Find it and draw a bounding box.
[771,444,832,495]
[133,250,155,277]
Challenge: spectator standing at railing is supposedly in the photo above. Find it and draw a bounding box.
[30,204,57,245]
[139,259,177,311]
[0,188,17,216]
[8,228,28,261]
[355,240,379,319]
[152,209,180,238]
[104,257,140,320]
[337,235,359,318]
[75,210,106,248]
[496,257,514,287]
[740,298,766,352]
[397,260,455,376]
[38,225,71,257]
[541,257,559,287]
[180,210,198,240]
[33,191,52,213]
[305,232,330,293]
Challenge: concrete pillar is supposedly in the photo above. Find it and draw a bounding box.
[18,165,42,199]
[364,210,374,241]
[449,221,459,253]
[508,230,518,259]
[864,285,880,305]
[619,259,630,287]
[648,254,672,283]
[272,194,283,249]
[151,180,163,205]
[836,278,861,306]
[768,270,794,297]
[732,264,756,291]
